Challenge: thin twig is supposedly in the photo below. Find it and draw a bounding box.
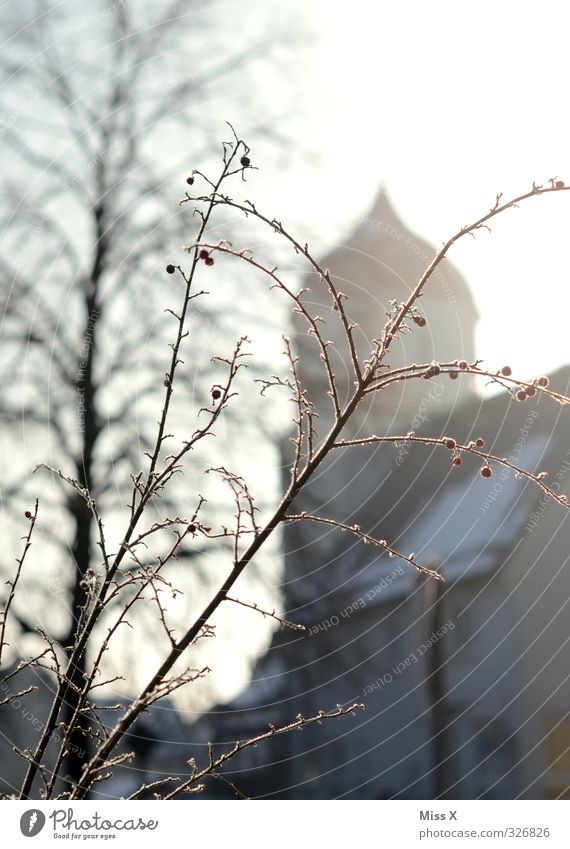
[0,500,39,671]
[284,513,443,580]
[225,595,305,631]
[162,702,364,800]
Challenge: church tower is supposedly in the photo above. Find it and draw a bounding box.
[283,189,480,600]
[292,189,478,436]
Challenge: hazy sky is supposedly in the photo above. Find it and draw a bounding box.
[266,0,570,383]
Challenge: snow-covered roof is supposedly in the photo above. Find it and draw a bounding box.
[329,433,549,605]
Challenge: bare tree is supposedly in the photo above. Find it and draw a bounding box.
[0,1,289,790]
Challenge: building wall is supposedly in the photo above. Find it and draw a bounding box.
[505,472,570,799]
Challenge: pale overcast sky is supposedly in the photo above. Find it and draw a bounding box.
[266,0,570,384]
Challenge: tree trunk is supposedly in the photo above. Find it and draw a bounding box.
[61,496,92,790]
[60,201,104,791]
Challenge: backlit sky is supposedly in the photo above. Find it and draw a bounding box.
[263,0,570,383]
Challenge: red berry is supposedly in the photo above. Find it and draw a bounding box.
[24,510,32,519]
[189,523,197,533]
[445,438,456,450]
[186,176,194,185]
[525,385,536,397]
[453,456,462,466]
[413,315,426,327]
[240,155,251,167]
[199,249,210,260]
[481,466,492,478]
[205,256,215,266]
[501,366,512,376]
[536,376,549,387]
[556,180,565,189]
[475,438,485,448]
[166,264,175,274]
[516,389,527,401]
[211,388,221,400]
[449,371,458,380]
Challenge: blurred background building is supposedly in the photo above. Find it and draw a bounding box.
[189,190,570,800]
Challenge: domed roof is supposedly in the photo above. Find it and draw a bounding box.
[333,186,478,321]
[292,187,479,427]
